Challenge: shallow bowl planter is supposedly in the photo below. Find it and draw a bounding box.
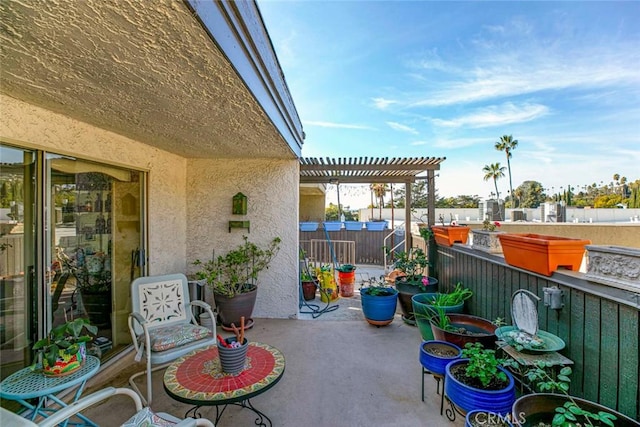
[498,233,591,277]
[299,221,319,232]
[432,226,471,246]
[431,313,497,350]
[323,221,343,231]
[365,221,387,231]
[585,245,640,292]
[511,393,639,427]
[419,340,461,376]
[344,221,364,231]
[445,359,516,416]
[471,230,505,254]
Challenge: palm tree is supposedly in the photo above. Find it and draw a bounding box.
[482,163,506,201]
[495,135,518,207]
[370,183,388,220]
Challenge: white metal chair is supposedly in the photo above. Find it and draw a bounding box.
[128,273,217,405]
[0,387,214,426]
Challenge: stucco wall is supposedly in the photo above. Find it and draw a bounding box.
[300,194,325,222]
[185,158,299,319]
[1,94,188,274]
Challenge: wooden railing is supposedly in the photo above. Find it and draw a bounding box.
[300,239,355,266]
[432,243,640,421]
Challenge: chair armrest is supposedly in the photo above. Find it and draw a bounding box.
[190,300,212,311]
[190,301,217,338]
[38,387,143,427]
[128,311,147,328]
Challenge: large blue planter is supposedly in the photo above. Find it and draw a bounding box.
[299,222,318,232]
[419,340,461,376]
[360,287,398,326]
[344,221,364,231]
[445,359,516,416]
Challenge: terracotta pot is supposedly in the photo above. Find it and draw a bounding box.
[511,393,639,427]
[498,233,591,277]
[301,281,316,301]
[432,226,471,246]
[430,313,497,349]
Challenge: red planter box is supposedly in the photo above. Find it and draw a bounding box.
[498,233,591,277]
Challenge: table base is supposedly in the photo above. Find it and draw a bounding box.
[186,399,272,427]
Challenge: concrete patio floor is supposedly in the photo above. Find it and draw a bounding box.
[79,266,464,427]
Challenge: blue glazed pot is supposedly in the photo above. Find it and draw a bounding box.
[445,359,516,416]
[360,287,398,325]
[419,340,461,376]
[465,409,513,427]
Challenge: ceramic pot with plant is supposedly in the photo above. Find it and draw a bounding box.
[33,318,97,376]
[420,340,461,376]
[360,279,399,326]
[445,342,516,416]
[430,311,497,350]
[412,283,473,340]
[431,216,471,247]
[471,219,504,254]
[193,235,281,330]
[392,247,438,324]
[300,270,317,301]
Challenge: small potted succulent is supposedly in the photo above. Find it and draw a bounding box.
[33,317,97,376]
[392,247,438,324]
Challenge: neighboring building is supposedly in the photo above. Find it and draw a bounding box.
[0,1,303,376]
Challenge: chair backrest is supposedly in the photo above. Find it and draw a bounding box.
[130,273,193,336]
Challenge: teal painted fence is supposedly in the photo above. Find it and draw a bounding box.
[432,244,640,421]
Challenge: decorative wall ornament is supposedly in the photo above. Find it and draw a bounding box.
[586,245,640,292]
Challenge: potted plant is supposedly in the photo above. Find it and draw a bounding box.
[56,248,112,327]
[33,317,97,376]
[498,233,591,276]
[392,247,438,324]
[299,220,319,232]
[445,342,516,416]
[336,264,356,297]
[300,270,317,301]
[420,340,462,377]
[430,311,498,350]
[412,283,473,340]
[193,235,281,330]
[510,363,637,427]
[432,215,471,247]
[471,219,504,254]
[359,278,399,326]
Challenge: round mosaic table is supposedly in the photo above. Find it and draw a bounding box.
[163,342,285,427]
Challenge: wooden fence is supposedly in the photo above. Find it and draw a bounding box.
[433,243,640,421]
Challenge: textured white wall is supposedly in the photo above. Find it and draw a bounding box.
[1,94,188,275]
[186,158,300,319]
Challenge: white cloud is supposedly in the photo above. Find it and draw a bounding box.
[431,103,549,128]
[371,97,398,110]
[386,121,418,134]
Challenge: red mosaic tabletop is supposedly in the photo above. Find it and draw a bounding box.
[163,342,285,405]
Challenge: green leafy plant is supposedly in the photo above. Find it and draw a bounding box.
[193,235,281,298]
[33,318,97,368]
[522,363,617,427]
[462,342,507,388]
[360,277,396,296]
[393,247,431,290]
[427,282,473,307]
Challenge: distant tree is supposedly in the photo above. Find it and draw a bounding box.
[482,163,506,200]
[513,181,545,208]
[593,194,623,208]
[370,183,388,220]
[495,135,519,207]
[436,195,481,208]
[325,203,357,220]
[390,181,429,208]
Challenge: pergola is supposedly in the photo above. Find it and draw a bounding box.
[299,156,446,252]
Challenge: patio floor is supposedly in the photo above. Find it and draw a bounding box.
[80,266,464,427]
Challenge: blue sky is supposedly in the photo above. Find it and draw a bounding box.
[259,0,640,209]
